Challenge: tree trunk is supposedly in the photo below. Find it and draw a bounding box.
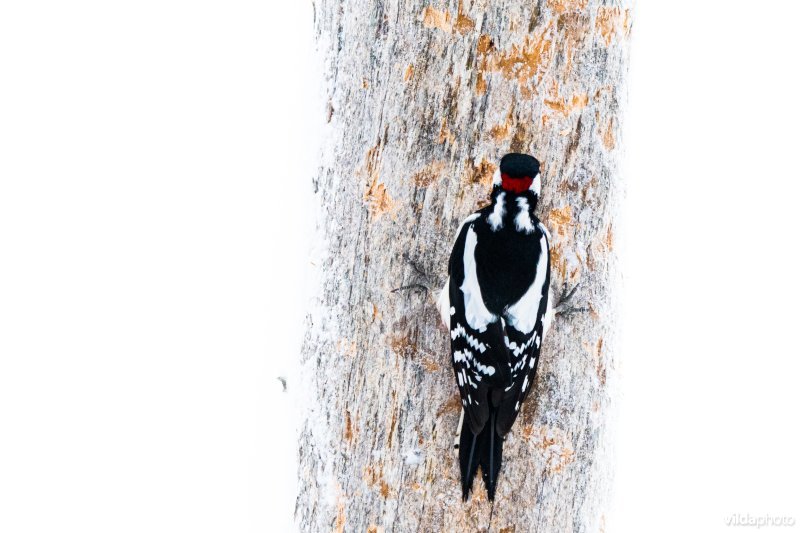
[297,0,631,531]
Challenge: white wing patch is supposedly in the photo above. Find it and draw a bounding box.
[438,213,483,329]
[538,222,554,338]
[542,287,554,337]
[537,221,551,241]
[460,226,497,332]
[438,279,450,328]
[505,232,549,334]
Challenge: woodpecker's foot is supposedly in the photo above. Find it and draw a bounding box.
[554,282,589,316]
[390,283,429,294]
[403,253,432,283]
[391,255,432,294]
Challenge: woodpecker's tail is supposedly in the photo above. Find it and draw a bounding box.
[459,408,503,501]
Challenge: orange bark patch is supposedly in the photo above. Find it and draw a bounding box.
[499,526,517,533]
[386,414,397,447]
[386,393,398,446]
[547,0,588,13]
[510,119,533,152]
[462,158,497,187]
[389,332,418,357]
[379,479,391,498]
[522,425,576,472]
[477,34,494,54]
[364,176,397,219]
[422,6,453,33]
[588,301,600,321]
[475,72,487,95]
[403,64,414,82]
[360,144,397,219]
[547,205,580,282]
[596,6,629,45]
[549,243,566,280]
[602,117,616,150]
[558,13,592,77]
[361,144,381,181]
[544,92,589,117]
[437,393,462,417]
[413,160,447,187]
[363,463,381,485]
[420,356,441,372]
[454,0,475,34]
[471,484,488,502]
[585,336,606,383]
[594,84,614,100]
[596,337,607,385]
[547,205,573,238]
[437,119,455,146]
[334,501,346,533]
[489,116,512,141]
[344,410,354,442]
[478,22,554,92]
[363,464,391,498]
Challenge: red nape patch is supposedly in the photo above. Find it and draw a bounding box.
[501,173,533,193]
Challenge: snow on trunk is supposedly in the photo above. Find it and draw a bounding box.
[297,0,631,531]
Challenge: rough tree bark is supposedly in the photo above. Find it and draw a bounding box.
[297,0,631,531]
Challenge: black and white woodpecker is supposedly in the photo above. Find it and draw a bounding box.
[438,153,552,501]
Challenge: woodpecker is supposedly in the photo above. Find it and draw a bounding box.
[438,153,552,501]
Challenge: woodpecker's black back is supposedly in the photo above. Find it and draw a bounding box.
[444,157,550,501]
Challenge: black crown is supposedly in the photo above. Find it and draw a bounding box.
[500,153,540,178]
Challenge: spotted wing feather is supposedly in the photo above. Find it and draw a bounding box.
[447,217,509,435]
[496,227,550,435]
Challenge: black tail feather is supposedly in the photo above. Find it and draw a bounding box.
[479,409,503,500]
[459,426,480,500]
[459,408,504,501]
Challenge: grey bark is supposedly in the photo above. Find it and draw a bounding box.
[297,0,631,531]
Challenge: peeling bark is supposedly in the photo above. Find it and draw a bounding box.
[297,0,631,531]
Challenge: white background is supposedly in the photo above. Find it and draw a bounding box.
[0,1,797,532]
[612,1,800,531]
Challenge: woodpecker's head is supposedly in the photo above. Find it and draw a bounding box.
[492,153,541,197]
